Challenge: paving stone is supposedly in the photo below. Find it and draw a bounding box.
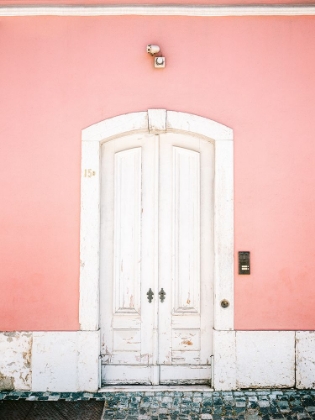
[104,411,117,418]
[236,401,247,408]
[297,414,311,419]
[293,407,307,413]
[212,406,223,415]
[259,407,270,416]
[213,397,223,406]
[212,415,223,420]
[235,408,246,416]
[247,401,259,409]
[191,401,201,409]
[259,400,271,408]
[292,400,304,407]
[225,408,235,416]
[303,399,315,407]
[48,395,60,401]
[256,391,270,396]
[25,396,38,401]
[278,395,290,401]
[159,408,170,414]
[203,398,213,407]
[180,407,191,414]
[223,395,235,401]
[277,400,290,413]
[245,415,262,420]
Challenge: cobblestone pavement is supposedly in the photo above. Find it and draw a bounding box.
[103,389,315,419]
[2,389,315,419]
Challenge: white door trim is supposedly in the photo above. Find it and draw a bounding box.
[1,5,315,17]
[79,109,234,332]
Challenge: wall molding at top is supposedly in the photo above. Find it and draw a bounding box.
[1,4,315,17]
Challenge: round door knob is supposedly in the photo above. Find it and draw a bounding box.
[220,299,230,308]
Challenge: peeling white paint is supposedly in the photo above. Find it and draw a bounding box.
[0,332,32,390]
[236,331,295,388]
[296,331,315,389]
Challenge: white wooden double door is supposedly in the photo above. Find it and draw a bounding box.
[100,132,214,385]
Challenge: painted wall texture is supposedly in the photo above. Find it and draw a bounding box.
[1,15,315,331]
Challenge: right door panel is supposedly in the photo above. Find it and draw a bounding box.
[158,133,214,384]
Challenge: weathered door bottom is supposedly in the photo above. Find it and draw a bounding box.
[99,384,213,392]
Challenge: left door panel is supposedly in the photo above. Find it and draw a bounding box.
[100,134,158,385]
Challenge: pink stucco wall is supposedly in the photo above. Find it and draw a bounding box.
[1,15,315,331]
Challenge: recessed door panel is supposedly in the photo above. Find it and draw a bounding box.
[173,146,201,314]
[113,148,141,314]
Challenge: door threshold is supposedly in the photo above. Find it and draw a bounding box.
[99,385,213,392]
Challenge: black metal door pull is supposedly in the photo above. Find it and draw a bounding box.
[159,288,166,302]
[147,288,154,303]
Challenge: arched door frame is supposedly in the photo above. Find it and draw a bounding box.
[79,109,234,336]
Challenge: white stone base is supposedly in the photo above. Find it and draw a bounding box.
[213,330,304,390]
[296,331,315,389]
[32,331,100,392]
[236,331,295,388]
[213,330,236,390]
[0,331,99,392]
[2,329,315,391]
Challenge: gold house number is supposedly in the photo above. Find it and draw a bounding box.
[84,169,96,178]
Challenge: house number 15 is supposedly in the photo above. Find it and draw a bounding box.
[84,169,96,178]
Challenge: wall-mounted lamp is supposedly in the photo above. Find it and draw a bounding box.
[147,44,165,68]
